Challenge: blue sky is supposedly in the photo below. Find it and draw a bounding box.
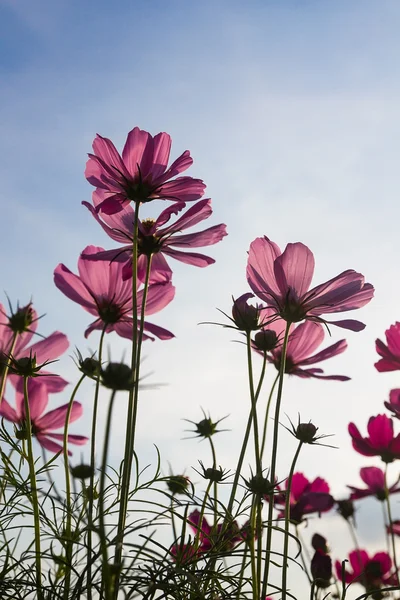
[2,0,400,595]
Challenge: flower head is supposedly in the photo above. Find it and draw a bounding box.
[254,319,349,381]
[348,466,400,501]
[247,236,374,331]
[187,509,247,553]
[83,192,226,282]
[348,414,400,463]
[0,380,87,454]
[311,550,332,589]
[375,322,400,372]
[384,389,400,419]
[85,127,205,214]
[54,245,175,341]
[335,550,394,593]
[269,473,334,524]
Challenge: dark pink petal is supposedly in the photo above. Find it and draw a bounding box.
[188,509,212,537]
[54,264,96,312]
[322,318,366,332]
[157,177,206,202]
[307,274,374,315]
[290,367,350,381]
[82,247,130,264]
[335,559,354,583]
[92,134,131,180]
[348,422,376,457]
[161,199,213,235]
[154,202,186,229]
[122,127,155,179]
[45,432,88,445]
[162,247,216,268]
[148,132,172,180]
[84,319,115,339]
[23,382,49,422]
[360,466,385,492]
[386,323,400,354]
[286,321,324,363]
[12,372,69,394]
[0,398,19,422]
[349,549,369,577]
[36,402,83,430]
[310,477,330,494]
[169,223,228,248]
[289,472,310,501]
[142,321,175,341]
[247,237,282,303]
[372,552,392,575]
[82,200,130,244]
[367,414,393,448]
[299,492,334,515]
[29,332,69,364]
[156,150,193,183]
[299,339,348,367]
[96,195,127,215]
[139,282,175,316]
[274,243,315,299]
[36,434,64,454]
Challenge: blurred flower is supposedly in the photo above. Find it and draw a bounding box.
[348,414,400,463]
[311,550,332,588]
[188,509,249,553]
[0,303,69,393]
[257,320,350,381]
[375,322,400,372]
[387,520,400,536]
[336,499,355,521]
[384,389,400,419]
[166,475,191,495]
[269,473,334,524]
[54,245,175,340]
[0,380,87,454]
[85,126,205,214]
[312,534,329,554]
[335,550,395,592]
[348,466,400,501]
[83,192,227,282]
[247,236,373,331]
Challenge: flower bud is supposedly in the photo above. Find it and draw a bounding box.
[8,303,34,334]
[337,499,355,520]
[203,467,225,482]
[253,329,279,352]
[166,475,190,495]
[311,550,332,588]
[232,293,266,331]
[100,362,134,391]
[312,533,329,554]
[245,474,274,495]
[9,354,38,377]
[296,422,318,444]
[70,464,94,480]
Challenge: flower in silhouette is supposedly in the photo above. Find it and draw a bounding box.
[335,550,395,592]
[0,380,87,454]
[82,191,227,282]
[384,389,400,419]
[247,236,374,331]
[188,509,250,553]
[54,246,175,340]
[85,126,205,214]
[375,322,400,372]
[254,319,349,380]
[348,466,400,501]
[348,414,400,463]
[0,303,69,393]
[270,473,334,524]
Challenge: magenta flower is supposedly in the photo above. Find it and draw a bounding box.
[188,509,248,553]
[270,473,334,524]
[0,303,69,393]
[0,380,87,454]
[348,466,400,501]
[387,520,400,536]
[85,126,206,214]
[335,550,395,590]
[375,323,400,372]
[54,246,175,341]
[82,190,227,282]
[348,414,400,463]
[254,319,349,381]
[385,389,400,419]
[246,236,374,331]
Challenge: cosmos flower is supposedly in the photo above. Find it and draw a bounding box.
[348,466,400,501]
[335,550,395,591]
[348,415,400,463]
[247,236,374,331]
[375,323,400,372]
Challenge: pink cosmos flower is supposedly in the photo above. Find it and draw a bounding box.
[0,380,87,454]
[254,319,349,381]
[82,190,227,282]
[246,236,374,331]
[85,126,206,214]
[0,303,69,393]
[387,520,400,536]
[348,466,400,501]
[348,414,400,463]
[270,473,334,524]
[375,323,400,372]
[187,509,247,553]
[385,389,400,419]
[54,246,175,341]
[335,550,394,591]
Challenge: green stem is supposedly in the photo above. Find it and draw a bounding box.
[385,464,399,584]
[295,525,313,584]
[99,389,117,600]
[282,441,304,598]
[248,497,259,600]
[246,332,261,476]
[260,373,279,459]
[261,321,291,600]
[0,332,18,406]
[23,376,43,600]
[87,327,106,600]
[208,436,219,526]
[63,374,86,600]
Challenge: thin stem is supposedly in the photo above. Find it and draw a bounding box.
[261,321,291,600]
[208,436,218,526]
[260,373,279,459]
[282,441,304,598]
[248,497,259,600]
[246,331,261,475]
[295,525,313,584]
[382,500,390,554]
[99,389,117,600]
[23,376,43,600]
[0,331,18,406]
[385,464,399,584]
[63,373,86,600]
[87,326,106,600]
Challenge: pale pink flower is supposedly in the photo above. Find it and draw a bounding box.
[375,322,400,372]
[0,303,69,393]
[247,236,374,331]
[54,246,175,340]
[85,126,205,214]
[82,190,227,282]
[0,380,87,454]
